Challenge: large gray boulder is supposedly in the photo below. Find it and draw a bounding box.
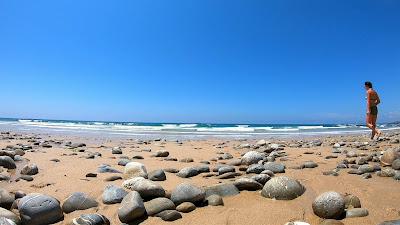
[170,183,205,205]
[261,176,305,200]
[124,162,148,179]
[102,185,128,204]
[118,191,146,223]
[144,197,175,216]
[312,191,345,219]
[122,177,165,199]
[18,193,63,225]
[62,192,98,213]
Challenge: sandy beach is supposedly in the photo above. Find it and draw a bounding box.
[0,130,399,225]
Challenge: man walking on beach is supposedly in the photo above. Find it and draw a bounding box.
[365,81,381,140]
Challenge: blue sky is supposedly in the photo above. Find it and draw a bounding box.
[0,0,399,124]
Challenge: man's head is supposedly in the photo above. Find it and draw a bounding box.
[365,81,373,90]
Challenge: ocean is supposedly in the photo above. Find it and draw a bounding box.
[0,118,399,139]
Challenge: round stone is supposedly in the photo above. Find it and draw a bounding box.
[0,156,16,169]
[241,151,264,165]
[312,192,345,219]
[171,183,205,205]
[155,210,182,221]
[206,194,223,206]
[124,162,148,179]
[62,192,98,213]
[122,177,165,199]
[102,185,128,204]
[144,197,175,216]
[176,202,196,213]
[21,164,39,175]
[148,169,166,181]
[233,178,263,191]
[18,193,63,225]
[261,176,305,200]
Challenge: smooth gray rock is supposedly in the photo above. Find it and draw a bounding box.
[241,151,264,165]
[144,197,175,216]
[218,166,235,175]
[303,161,318,168]
[176,167,199,178]
[204,183,240,197]
[124,162,148,179]
[261,176,305,200]
[118,191,146,223]
[0,157,16,169]
[0,189,14,209]
[246,164,266,174]
[18,193,63,225]
[155,210,182,221]
[20,164,39,175]
[171,183,205,205]
[263,162,285,173]
[206,194,223,206]
[312,192,345,219]
[102,185,128,204]
[195,165,210,173]
[346,208,369,218]
[62,192,98,213]
[122,177,165,199]
[148,169,166,181]
[71,213,110,225]
[176,202,196,213]
[233,178,263,191]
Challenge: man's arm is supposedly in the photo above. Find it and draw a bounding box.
[376,92,381,105]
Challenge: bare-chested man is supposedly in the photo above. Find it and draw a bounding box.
[365,81,381,140]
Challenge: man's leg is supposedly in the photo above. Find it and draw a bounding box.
[366,114,375,140]
[371,115,381,139]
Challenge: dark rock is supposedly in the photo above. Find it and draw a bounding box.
[18,193,63,225]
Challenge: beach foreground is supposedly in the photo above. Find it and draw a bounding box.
[0,131,399,225]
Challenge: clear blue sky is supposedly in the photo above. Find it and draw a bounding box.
[1,0,399,124]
